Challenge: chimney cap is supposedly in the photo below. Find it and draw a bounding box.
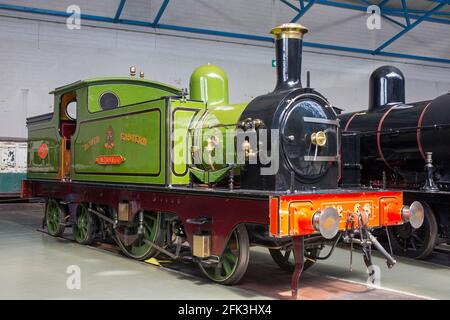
[270,23,308,40]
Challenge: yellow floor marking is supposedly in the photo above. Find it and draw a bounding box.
[144,257,172,266]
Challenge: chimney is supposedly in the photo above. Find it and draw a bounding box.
[270,23,308,91]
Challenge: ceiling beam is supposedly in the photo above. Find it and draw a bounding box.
[373,2,447,53]
[311,0,449,24]
[153,0,170,27]
[300,0,306,10]
[0,2,448,64]
[291,0,316,22]
[378,0,391,8]
[400,0,411,26]
[114,0,126,22]
[359,0,406,29]
[280,0,300,12]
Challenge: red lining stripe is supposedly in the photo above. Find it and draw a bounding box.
[416,102,432,161]
[343,112,359,132]
[377,106,396,171]
[342,112,359,181]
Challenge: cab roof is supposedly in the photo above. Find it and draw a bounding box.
[50,77,182,95]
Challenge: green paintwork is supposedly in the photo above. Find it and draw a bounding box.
[74,103,163,178]
[188,64,248,183]
[0,173,26,193]
[189,64,251,183]
[189,166,231,185]
[51,77,181,96]
[190,102,248,183]
[71,97,205,185]
[88,82,180,113]
[27,113,61,180]
[190,64,229,107]
[27,66,248,186]
[27,76,205,186]
[170,99,205,185]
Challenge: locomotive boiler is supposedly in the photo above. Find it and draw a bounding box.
[190,24,338,192]
[22,24,423,295]
[340,65,450,258]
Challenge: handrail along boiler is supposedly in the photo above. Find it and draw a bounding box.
[22,24,423,295]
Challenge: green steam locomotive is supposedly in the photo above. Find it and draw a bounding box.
[22,23,422,294]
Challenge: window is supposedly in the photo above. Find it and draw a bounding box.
[99,92,120,110]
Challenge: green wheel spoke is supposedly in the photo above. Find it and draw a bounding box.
[73,205,95,244]
[116,211,161,260]
[78,228,84,240]
[224,252,237,265]
[143,221,154,234]
[46,200,65,236]
[202,230,242,282]
[222,259,232,276]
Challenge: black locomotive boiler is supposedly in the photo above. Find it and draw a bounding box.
[340,65,450,259]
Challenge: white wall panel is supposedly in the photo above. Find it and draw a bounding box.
[0,2,449,138]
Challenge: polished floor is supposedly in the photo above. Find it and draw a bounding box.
[0,203,449,300]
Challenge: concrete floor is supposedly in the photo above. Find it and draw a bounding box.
[0,203,449,300]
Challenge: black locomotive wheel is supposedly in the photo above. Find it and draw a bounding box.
[115,211,166,261]
[72,204,97,245]
[269,246,320,272]
[45,199,67,237]
[388,203,437,259]
[198,224,250,285]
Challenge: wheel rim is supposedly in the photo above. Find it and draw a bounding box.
[46,200,61,235]
[269,245,320,272]
[202,230,240,282]
[118,211,160,259]
[74,205,89,243]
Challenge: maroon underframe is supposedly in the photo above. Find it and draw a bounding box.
[23,179,270,257]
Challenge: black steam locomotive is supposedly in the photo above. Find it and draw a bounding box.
[339,66,450,259]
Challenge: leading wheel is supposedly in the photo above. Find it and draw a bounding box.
[198,224,250,285]
[388,202,437,259]
[115,211,165,261]
[269,246,320,272]
[73,204,97,245]
[45,199,67,237]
